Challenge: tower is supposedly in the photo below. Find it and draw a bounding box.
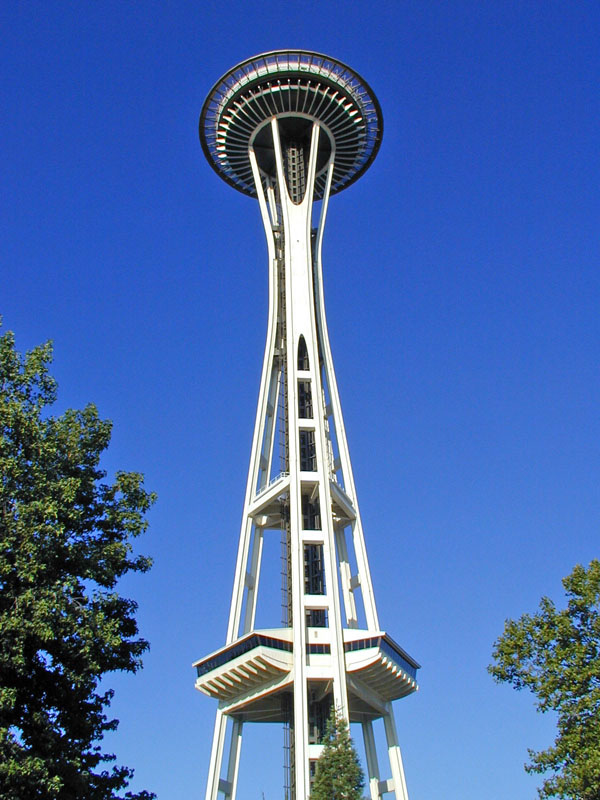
[195,50,419,800]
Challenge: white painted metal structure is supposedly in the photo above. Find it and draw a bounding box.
[196,50,419,800]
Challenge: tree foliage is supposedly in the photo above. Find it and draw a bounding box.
[489,560,600,799]
[310,708,364,800]
[0,330,156,799]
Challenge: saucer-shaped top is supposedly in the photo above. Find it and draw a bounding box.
[200,50,383,199]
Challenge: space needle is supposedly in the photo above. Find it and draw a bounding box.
[194,50,419,800]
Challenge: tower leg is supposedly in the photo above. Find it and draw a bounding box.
[362,721,382,800]
[383,704,410,800]
[223,719,243,800]
[205,713,244,800]
[205,709,227,800]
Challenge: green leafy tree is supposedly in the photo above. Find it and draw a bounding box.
[489,560,600,799]
[310,708,364,800]
[0,330,156,799]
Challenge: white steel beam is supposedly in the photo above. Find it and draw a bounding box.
[363,720,383,800]
[384,703,410,800]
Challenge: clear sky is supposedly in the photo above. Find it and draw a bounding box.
[2,2,599,798]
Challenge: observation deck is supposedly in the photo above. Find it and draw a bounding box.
[200,49,383,199]
[194,628,418,723]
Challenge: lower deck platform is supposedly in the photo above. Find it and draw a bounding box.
[194,628,419,722]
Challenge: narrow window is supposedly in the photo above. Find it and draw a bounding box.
[297,336,309,371]
[308,695,332,745]
[298,380,313,419]
[309,759,318,788]
[302,493,321,529]
[304,543,326,626]
[305,608,327,627]
[304,544,325,594]
[299,430,316,471]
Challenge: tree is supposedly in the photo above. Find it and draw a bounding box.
[0,329,156,799]
[310,707,364,800]
[489,560,600,799]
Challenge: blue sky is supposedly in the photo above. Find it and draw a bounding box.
[2,1,599,798]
